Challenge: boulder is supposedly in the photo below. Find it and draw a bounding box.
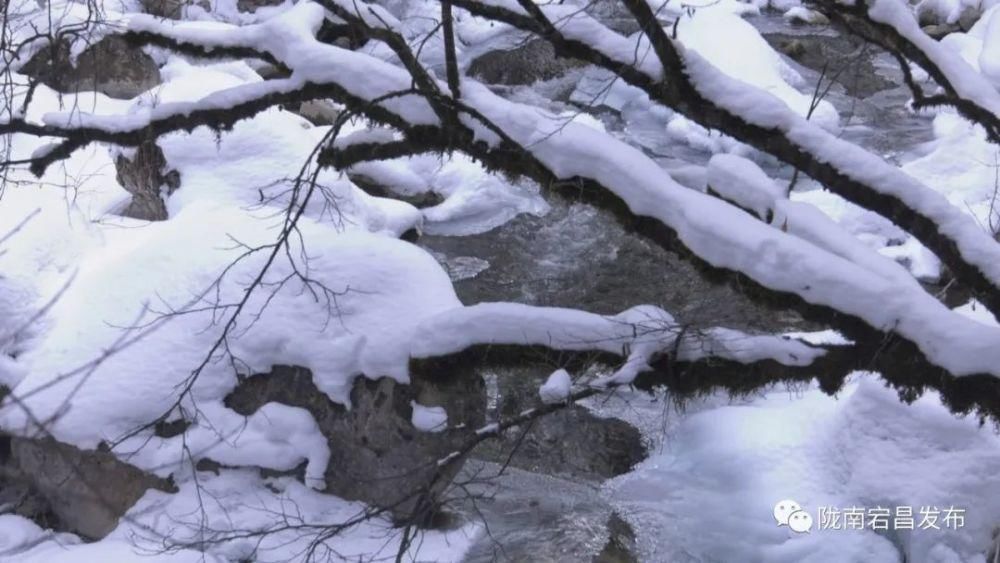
[784,7,830,26]
[0,434,175,539]
[763,32,894,98]
[236,0,285,12]
[922,23,962,38]
[468,39,585,86]
[594,512,639,563]
[958,4,982,30]
[474,366,646,480]
[114,141,180,221]
[224,365,486,523]
[20,36,160,99]
[140,0,197,18]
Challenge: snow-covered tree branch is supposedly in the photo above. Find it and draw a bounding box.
[4,0,1000,560]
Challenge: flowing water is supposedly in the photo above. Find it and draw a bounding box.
[426,13,939,562]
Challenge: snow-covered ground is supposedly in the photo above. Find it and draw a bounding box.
[600,377,1000,563]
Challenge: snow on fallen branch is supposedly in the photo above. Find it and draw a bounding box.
[410,302,824,386]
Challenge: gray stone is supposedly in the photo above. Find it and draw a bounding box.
[958,4,982,30]
[785,8,830,26]
[224,365,486,523]
[236,0,284,12]
[348,173,444,209]
[140,0,193,18]
[922,23,962,39]
[474,365,646,480]
[918,4,942,26]
[468,39,585,86]
[115,141,180,221]
[0,435,175,539]
[294,99,341,126]
[20,36,160,99]
[594,512,639,563]
[763,32,894,98]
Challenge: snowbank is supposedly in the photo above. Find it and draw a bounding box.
[608,379,1000,562]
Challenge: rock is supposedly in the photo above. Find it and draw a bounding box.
[922,23,961,38]
[236,0,284,12]
[594,512,639,563]
[917,3,942,26]
[468,39,585,86]
[958,4,982,30]
[140,0,198,18]
[0,435,174,539]
[348,173,444,208]
[141,0,277,17]
[585,0,641,34]
[783,7,830,26]
[474,365,646,480]
[916,1,980,28]
[114,141,180,221]
[224,365,486,523]
[477,403,646,479]
[763,32,895,98]
[20,36,160,99]
[294,99,341,126]
[777,39,808,59]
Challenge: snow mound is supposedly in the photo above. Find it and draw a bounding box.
[411,401,449,432]
[0,203,460,454]
[539,368,572,404]
[608,379,1000,562]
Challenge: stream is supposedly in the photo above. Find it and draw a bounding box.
[418,11,939,562]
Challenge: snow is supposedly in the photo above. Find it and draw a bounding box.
[869,0,1000,122]
[677,51,1000,341]
[539,368,572,404]
[608,379,1000,563]
[569,4,838,153]
[783,6,829,25]
[4,471,477,562]
[412,302,822,386]
[979,8,1000,87]
[708,153,787,220]
[0,206,461,451]
[411,401,449,432]
[916,0,997,27]
[674,7,839,130]
[351,152,550,236]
